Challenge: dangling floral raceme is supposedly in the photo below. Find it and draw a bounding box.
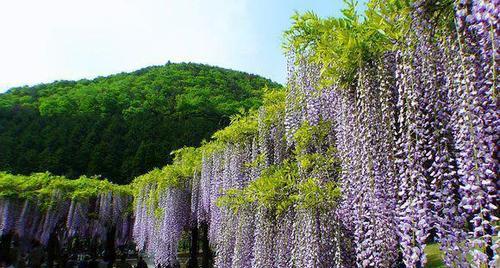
[0,199,19,237]
[252,207,276,268]
[231,206,256,268]
[453,0,499,266]
[285,52,302,146]
[133,183,161,261]
[151,187,190,266]
[37,192,66,245]
[16,200,36,239]
[66,199,90,239]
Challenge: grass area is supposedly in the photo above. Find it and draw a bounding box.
[425,236,499,267]
[425,243,445,268]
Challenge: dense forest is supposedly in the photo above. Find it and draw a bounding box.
[0,63,280,184]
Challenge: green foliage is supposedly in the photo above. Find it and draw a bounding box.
[0,172,52,200]
[285,0,394,85]
[132,146,202,193]
[259,88,287,126]
[210,87,341,215]
[200,88,286,156]
[216,161,296,214]
[284,0,455,87]
[210,87,286,145]
[425,243,446,268]
[130,146,203,216]
[0,172,131,210]
[0,63,280,184]
[128,88,308,217]
[423,241,488,267]
[293,121,341,184]
[295,177,341,211]
[129,90,281,212]
[217,161,341,214]
[211,113,259,145]
[293,120,330,154]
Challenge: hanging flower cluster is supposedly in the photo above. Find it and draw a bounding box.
[284,0,498,266]
[0,199,19,238]
[0,172,133,248]
[133,183,191,266]
[454,0,499,266]
[190,57,344,268]
[131,148,199,266]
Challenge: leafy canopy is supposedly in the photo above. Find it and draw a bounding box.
[0,172,131,210]
[284,0,454,87]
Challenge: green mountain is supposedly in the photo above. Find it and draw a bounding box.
[0,62,280,184]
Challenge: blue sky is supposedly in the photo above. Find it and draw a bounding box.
[0,0,352,92]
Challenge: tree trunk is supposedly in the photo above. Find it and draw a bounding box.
[104,225,117,268]
[200,222,212,268]
[187,222,199,268]
[0,232,13,263]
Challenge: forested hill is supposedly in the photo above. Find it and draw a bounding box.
[0,62,281,184]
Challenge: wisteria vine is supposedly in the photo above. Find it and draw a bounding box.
[120,0,498,267]
[2,1,494,267]
[0,172,133,250]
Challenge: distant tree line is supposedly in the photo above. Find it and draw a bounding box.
[0,62,280,184]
